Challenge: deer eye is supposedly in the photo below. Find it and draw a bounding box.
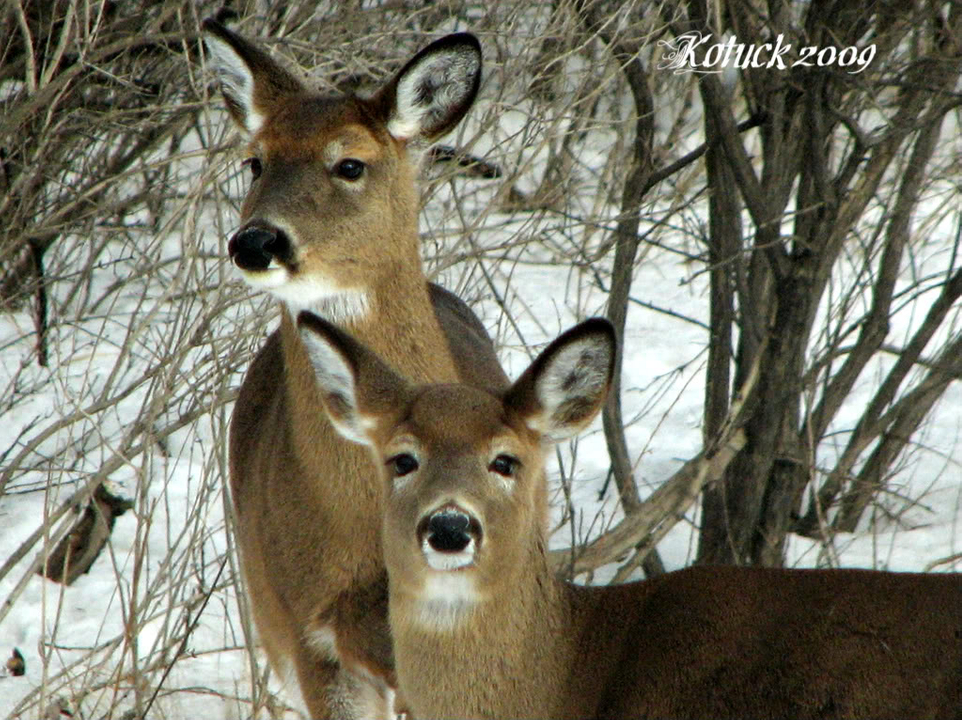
[335,158,365,180]
[489,454,518,478]
[242,157,262,180]
[389,453,419,477]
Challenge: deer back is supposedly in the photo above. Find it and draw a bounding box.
[579,563,962,718]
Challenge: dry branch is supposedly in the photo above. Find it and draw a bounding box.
[572,0,655,515]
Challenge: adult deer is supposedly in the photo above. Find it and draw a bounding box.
[299,312,962,720]
[202,20,510,718]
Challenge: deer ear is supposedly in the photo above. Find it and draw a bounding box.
[202,18,303,136]
[506,319,616,443]
[297,312,409,445]
[374,33,482,143]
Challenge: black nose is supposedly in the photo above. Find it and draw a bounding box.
[426,510,473,553]
[228,226,290,271]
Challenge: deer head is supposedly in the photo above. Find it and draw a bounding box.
[203,21,482,319]
[297,312,615,624]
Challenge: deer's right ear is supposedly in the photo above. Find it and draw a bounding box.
[297,312,408,445]
[202,18,303,136]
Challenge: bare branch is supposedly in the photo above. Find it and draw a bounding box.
[553,349,762,576]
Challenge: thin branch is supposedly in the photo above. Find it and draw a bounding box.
[805,102,951,443]
[834,329,962,531]
[805,264,962,526]
[573,0,656,514]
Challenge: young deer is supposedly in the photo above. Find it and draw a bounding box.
[299,312,962,720]
[202,20,513,718]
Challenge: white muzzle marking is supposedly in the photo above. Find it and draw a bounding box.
[422,536,476,571]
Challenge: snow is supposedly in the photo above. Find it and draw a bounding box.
[3,49,962,720]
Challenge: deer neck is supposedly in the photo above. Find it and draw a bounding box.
[391,543,578,719]
[278,259,461,447]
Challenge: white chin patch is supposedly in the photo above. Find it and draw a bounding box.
[413,572,480,630]
[423,538,476,571]
[236,264,370,324]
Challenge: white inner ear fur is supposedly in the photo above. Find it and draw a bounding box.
[299,328,372,444]
[387,47,480,141]
[204,33,266,136]
[527,336,611,442]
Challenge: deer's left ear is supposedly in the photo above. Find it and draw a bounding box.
[371,32,482,143]
[297,312,410,445]
[505,319,616,443]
